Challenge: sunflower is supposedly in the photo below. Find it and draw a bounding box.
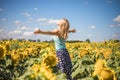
[43,54,57,67]
[100,68,115,80]
[31,64,41,74]
[40,63,57,80]
[103,51,112,59]
[93,59,105,76]
[79,49,90,57]
[93,59,116,80]
[0,46,5,58]
[11,55,19,66]
[5,41,10,51]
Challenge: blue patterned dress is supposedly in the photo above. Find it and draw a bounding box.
[54,36,72,80]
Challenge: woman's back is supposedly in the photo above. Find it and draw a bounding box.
[54,36,66,50]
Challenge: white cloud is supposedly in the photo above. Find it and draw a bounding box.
[34,8,38,11]
[37,18,59,24]
[110,15,120,27]
[22,12,31,17]
[9,30,22,35]
[109,24,114,28]
[89,25,96,29]
[21,26,29,30]
[2,18,6,21]
[7,29,33,39]
[15,20,21,24]
[77,30,81,32]
[17,26,29,30]
[113,15,120,22]
[14,20,24,27]
[88,34,92,38]
[48,19,59,24]
[37,18,47,22]
[0,28,34,40]
[112,33,120,39]
[0,28,55,41]
[0,29,9,40]
[109,24,120,28]
[14,20,29,29]
[0,29,4,33]
[23,32,33,36]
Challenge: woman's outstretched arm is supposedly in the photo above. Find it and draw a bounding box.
[34,29,59,35]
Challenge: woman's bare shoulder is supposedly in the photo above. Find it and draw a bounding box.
[53,29,61,36]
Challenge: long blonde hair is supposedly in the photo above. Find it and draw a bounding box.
[59,18,70,39]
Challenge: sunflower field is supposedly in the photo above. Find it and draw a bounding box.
[0,39,120,80]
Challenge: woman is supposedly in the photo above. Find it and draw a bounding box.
[34,18,76,80]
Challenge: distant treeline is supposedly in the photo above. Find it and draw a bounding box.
[1,38,120,43]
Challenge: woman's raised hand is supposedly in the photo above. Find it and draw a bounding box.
[70,28,76,33]
[34,29,41,34]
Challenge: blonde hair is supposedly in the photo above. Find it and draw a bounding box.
[58,18,70,39]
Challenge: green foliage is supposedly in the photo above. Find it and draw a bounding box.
[72,55,95,79]
[106,53,120,80]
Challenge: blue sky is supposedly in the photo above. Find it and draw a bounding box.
[0,0,120,41]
